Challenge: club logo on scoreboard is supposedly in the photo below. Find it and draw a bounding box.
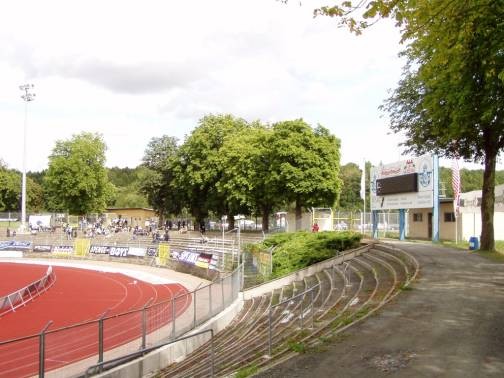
[418,160,432,188]
[403,159,416,173]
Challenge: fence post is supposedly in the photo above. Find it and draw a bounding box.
[171,296,176,339]
[311,289,315,329]
[210,329,215,377]
[193,289,197,328]
[98,309,110,371]
[268,308,272,357]
[300,298,304,330]
[39,320,53,378]
[142,298,153,349]
[209,283,212,317]
[231,268,234,299]
[221,277,225,311]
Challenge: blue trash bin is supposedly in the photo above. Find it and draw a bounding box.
[469,236,479,250]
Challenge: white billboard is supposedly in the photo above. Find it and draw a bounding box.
[370,155,434,210]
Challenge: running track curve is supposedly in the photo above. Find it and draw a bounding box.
[0,262,191,377]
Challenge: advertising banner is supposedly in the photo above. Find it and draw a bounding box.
[0,241,32,251]
[195,253,213,269]
[53,245,74,254]
[89,245,110,254]
[370,155,434,210]
[157,244,170,265]
[146,246,158,257]
[74,239,90,256]
[171,250,199,265]
[33,245,53,253]
[128,247,146,257]
[109,246,129,257]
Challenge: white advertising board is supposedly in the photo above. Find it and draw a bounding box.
[370,155,434,210]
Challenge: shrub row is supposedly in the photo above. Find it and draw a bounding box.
[247,231,362,278]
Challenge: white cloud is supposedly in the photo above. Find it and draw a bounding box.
[0,0,497,173]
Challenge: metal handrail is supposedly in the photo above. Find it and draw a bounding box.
[268,283,320,356]
[84,328,215,377]
[0,265,56,317]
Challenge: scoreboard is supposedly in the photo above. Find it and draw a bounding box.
[376,173,418,195]
[370,156,434,210]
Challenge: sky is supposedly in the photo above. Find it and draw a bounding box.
[0,0,497,173]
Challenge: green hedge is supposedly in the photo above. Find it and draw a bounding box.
[252,231,362,278]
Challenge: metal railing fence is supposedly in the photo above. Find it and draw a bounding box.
[0,265,56,317]
[84,328,215,378]
[0,264,242,377]
[267,283,319,356]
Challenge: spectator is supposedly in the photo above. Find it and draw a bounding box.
[163,231,170,242]
[312,223,319,232]
[200,220,206,235]
[6,228,10,237]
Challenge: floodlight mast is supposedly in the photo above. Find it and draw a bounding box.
[19,84,35,232]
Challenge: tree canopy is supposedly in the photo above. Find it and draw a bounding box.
[308,0,504,250]
[139,135,181,219]
[44,132,115,214]
[0,163,44,213]
[380,1,504,250]
[269,120,342,229]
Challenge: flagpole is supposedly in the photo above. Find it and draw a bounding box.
[361,159,366,236]
[452,158,461,244]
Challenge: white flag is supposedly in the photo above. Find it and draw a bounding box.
[360,160,366,200]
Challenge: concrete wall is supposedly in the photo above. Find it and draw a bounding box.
[97,298,244,378]
[285,212,313,232]
[460,211,504,241]
[243,244,371,300]
[408,202,457,240]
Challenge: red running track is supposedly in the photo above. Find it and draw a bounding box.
[0,264,48,297]
[0,263,191,378]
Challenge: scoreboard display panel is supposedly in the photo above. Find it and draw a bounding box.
[376,173,418,195]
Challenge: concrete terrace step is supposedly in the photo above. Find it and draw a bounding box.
[155,244,419,378]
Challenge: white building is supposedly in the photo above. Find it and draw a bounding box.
[458,184,504,241]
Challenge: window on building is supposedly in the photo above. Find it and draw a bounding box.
[444,212,456,222]
[413,213,423,222]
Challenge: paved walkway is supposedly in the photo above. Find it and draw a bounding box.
[257,242,504,377]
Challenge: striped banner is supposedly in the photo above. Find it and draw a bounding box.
[452,159,461,216]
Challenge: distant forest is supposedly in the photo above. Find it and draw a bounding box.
[0,164,501,213]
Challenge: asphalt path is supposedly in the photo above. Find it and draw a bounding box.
[257,242,504,377]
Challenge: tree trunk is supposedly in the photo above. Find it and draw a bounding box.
[228,215,235,230]
[261,204,270,232]
[295,200,302,231]
[480,149,496,251]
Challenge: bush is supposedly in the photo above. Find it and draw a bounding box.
[254,231,361,278]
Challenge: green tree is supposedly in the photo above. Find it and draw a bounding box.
[218,123,279,231]
[379,1,504,250]
[139,136,181,220]
[108,166,149,208]
[174,114,248,229]
[309,0,503,250]
[44,132,115,214]
[0,167,20,212]
[0,163,44,212]
[338,162,362,210]
[269,120,342,230]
